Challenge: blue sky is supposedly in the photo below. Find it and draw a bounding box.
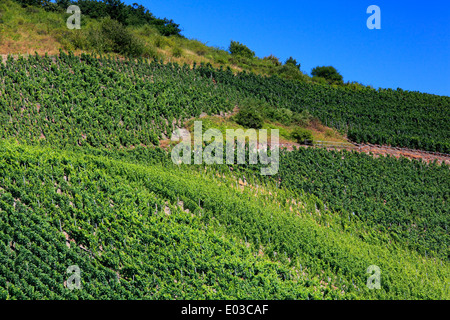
[123,0,449,96]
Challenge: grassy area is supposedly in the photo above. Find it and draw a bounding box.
[0,0,319,81]
[183,113,350,147]
[185,115,301,145]
[0,2,67,55]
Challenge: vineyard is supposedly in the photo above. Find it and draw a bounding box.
[226,147,450,261]
[0,52,449,152]
[0,141,448,299]
[0,51,449,300]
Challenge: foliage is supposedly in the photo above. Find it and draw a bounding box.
[0,141,447,300]
[271,108,293,125]
[0,142,323,299]
[0,52,448,153]
[292,110,313,127]
[195,63,449,152]
[311,66,344,84]
[99,17,145,57]
[285,56,300,70]
[229,40,255,59]
[234,106,264,129]
[291,128,313,144]
[14,0,182,36]
[0,51,449,301]
[171,46,183,58]
[229,147,450,261]
[263,55,281,66]
[2,0,449,302]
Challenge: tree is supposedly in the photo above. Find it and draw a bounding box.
[311,66,343,84]
[56,0,71,8]
[16,0,55,7]
[285,57,300,70]
[229,40,255,59]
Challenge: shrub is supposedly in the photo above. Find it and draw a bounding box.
[325,128,334,138]
[63,18,145,56]
[71,29,93,50]
[195,48,208,56]
[83,28,112,52]
[277,64,306,81]
[235,107,264,129]
[214,56,227,64]
[292,110,312,127]
[172,46,183,58]
[186,39,208,56]
[311,76,328,85]
[285,56,300,70]
[229,40,255,59]
[142,45,159,59]
[263,55,281,66]
[272,108,293,125]
[311,66,344,84]
[153,35,166,48]
[291,127,313,144]
[100,18,145,57]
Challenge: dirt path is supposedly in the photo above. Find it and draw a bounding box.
[315,143,450,165]
[161,131,450,165]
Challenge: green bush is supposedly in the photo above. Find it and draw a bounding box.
[312,76,329,85]
[86,27,114,53]
[186,39,209,56]
[261,106,311,127]
[62,17,145,57]
[265,108,293,125]
[235,107,264,129]
[276,63,308,81]
[172,46,183,58]
[311,66,344,84]
[325,128,334,138]
[214,56,227,64]
[291,127,313,144]
[229,40,255,59]
[142,44,159,59]
[71,29,90,49]
[153,35,167,48]
[292,110,312,127]
[285,56,300,70]
[263,54,282,66]
[100,18,145,57]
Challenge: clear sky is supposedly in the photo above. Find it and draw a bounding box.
[123,0,449,96]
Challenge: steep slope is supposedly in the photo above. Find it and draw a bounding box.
[1,52,449,153]
[0,141,448,299]
[0,3,449,300]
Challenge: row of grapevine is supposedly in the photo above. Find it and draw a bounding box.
[1,51,448,153]
[1,142,446,299]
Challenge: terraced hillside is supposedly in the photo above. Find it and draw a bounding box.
[0,141,448,299]
[0,41,448,299]
[1,52,449,152]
